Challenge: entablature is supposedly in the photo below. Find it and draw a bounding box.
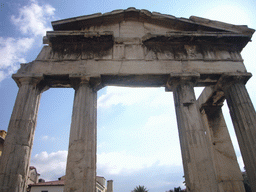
[11,72,252,93]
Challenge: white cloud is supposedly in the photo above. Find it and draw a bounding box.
[98,87,173,108]
[0,37,34,78]
[44,4,56,16]
[97,151,156,175]
[0,0,55,82]
[41,135,49,140]
[97,113,182,175]
[11,0,55,37]
[31,151,68,181]
[139,114,182,166]
[97,87,182,178]
[41,135,56,141]
[98,86,205,109]
[0,71,5,82]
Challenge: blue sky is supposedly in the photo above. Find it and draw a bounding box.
[0,0,256,191]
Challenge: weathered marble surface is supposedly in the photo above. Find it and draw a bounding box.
[0,77,42,192]
[64,78,97,192]
[171,75,218,192]
[223,81,256,192]
[16,7,253,87]
[201,106,245,192]
[198,87,245,192]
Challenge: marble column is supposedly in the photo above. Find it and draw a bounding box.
[0,76,43,192]
[170,74,219,192]
[64,77,97,192]
[201,106,245,192]
[221,74,256,192]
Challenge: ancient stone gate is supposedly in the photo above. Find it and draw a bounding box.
[0,8,255,192]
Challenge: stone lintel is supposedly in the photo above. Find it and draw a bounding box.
[166,72,200,91]
[101,74,169,87]
[142,31,251,42]
[46,30,113,37]
[114,37,141,44]
[12,73,248,90]
[142,32,251,51]
[44,31,114,45]
[197,86,225,109]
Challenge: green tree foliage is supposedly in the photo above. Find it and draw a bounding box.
[166,186,186,192]
[174,187,181,192]
[132,185,149,192]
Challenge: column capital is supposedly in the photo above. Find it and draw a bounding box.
[166,72,200,91]
[216,72,252,91]
[12,74,44,88]
[69,75,90,90]
[69,74,103,91]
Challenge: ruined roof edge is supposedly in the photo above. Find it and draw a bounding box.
[190,16,255,36]
[51,7,254,36]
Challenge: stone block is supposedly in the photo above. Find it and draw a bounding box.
[82,51,94,60]
[113,44,125,60]
[203,50,216,60]
[186,61,246,73]
[144,22,175,34]
[156,50,175,60]
[94,23,120,37]
[230,51,242,60]
[61,53,81,60]
[30,61,52,74]
[184,45,203,60]
[119,61,167,74]
[174,46,187,60]
[47,51,81,61]
[124,44,144,60]
[94,48,113,60]
[36,46,53,60]
[86,60,121,75]
[50,61,81,74]
[215,49,232,60]
[120,21,145,38]
[144,47,157,61]
[165,61,182,73]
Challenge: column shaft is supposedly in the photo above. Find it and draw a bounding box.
[201,106,245,192]
[173,82,218,192]
[224,83,256,192]
[0,78,42,192]
[64,80,97,192]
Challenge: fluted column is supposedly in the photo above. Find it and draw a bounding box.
[221,73,256,192]
[0,76,43,192]
[201,105,245,192]
[169,73,219,192]
[64,77,97,192]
